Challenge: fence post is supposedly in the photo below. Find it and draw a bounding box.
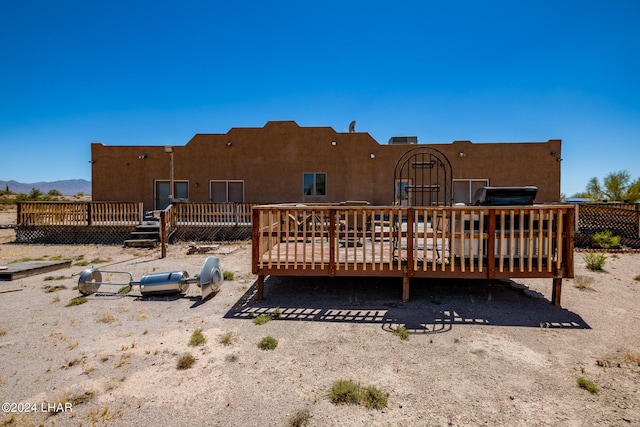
[87,203,92,226]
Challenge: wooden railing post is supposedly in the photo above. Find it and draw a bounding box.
[251,207,261,275]
[329,209,336,276]
[160,210,167,259]
[406,207,414,276]
[87,202,92,226]
[487,209,496,279]
[16,202,22,226]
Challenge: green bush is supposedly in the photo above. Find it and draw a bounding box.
[392,326,410,340]
[257,336,278,350]
[592,230,621,249]
[66,296,87,307]
[577,376,599,393]
[327,380,362,405]
[360,385,388,409]
[327,380,388,409]
[188,329,206,346]
[582,251,607,271]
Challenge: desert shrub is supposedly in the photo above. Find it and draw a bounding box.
[393,326,410,340]
[253,314,271,325]
[623,352,640,366]
[257,336,278,350]
[218,332,235,346]
[223,271,235,280]
[177,354,196,370]
[327,380,388,409]
[360,385,388,409]
[582,251,606,271]
[66,296,87,307]
[573,275,595,290]
[43,284,67,292]
[592,230,621,249]
[188,329,206,347]
[96,313,116,323]
[252,309,281,324]
[44,276,66,281]
[328,380,362,405]
[577,376,599,393]
[288,409,311,427]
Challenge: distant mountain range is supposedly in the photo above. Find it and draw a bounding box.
[0,179,91,196]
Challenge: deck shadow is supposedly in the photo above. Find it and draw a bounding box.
[223,276,590,334]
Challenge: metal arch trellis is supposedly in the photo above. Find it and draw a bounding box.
[392,147,454,262]
[393,146,453,207]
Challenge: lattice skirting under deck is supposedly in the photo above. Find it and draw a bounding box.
[170,226,251,243]
[16,225,135,245]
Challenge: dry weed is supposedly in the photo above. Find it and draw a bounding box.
[96,312,116,323]
[88,406,123,424]
[573,275,595,290]
[135,309,150,321]
[115,353,132,368]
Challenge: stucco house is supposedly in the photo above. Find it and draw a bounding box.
[91,120,562,210]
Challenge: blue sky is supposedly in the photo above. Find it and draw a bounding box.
[1,0,638,197]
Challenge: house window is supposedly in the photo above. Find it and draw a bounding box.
[303,173,326,196]
[154,180,189,210]
[453,179,489,204]
[210,180,244,202]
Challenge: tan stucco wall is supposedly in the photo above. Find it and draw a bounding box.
[91,121,561,210]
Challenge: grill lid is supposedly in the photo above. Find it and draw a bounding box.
[472,186,538,206]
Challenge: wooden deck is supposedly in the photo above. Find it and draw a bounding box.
[252,204,575,305]
[0,260,72,281]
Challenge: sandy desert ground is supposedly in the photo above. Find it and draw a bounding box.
[1,206,639,426]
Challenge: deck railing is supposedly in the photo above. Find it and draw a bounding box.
[172,202,252,226]
[252,204,575,303]
[159,203,254,257]
[17,202,143,226]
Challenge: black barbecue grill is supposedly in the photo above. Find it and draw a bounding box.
[472,186,538,206]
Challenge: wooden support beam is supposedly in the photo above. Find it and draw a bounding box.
[552,277,562,306]
[256,275,265,300]
[551,266,565,306]
[402,266,410,302]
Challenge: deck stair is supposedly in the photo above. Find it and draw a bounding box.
[123,221,161,248]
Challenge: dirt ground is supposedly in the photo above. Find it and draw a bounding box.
[1,206,639,427]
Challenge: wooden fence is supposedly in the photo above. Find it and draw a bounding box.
[17,202,143,226]
[252,204,575,305]
[15,201,253,246]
